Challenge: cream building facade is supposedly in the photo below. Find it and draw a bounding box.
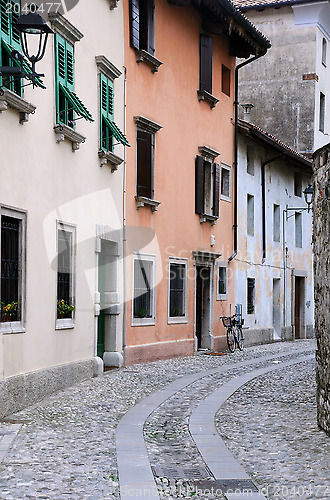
[0,0,128,417]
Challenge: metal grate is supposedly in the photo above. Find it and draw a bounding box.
[151,464,213,480]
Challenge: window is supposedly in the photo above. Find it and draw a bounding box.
[247,145,255,175]
[221,65,230,96]
[273,204,280,242]
[220,164,231,201]
[319,92,325,133]
[132,254,156,325]
[168,259,188,322]
[195,155,220,220]
[0,206,26,333]
[129,0,154,55]
[247,194,254,236]
[217,263,227,300]
[99,72,129,152]
[54,33,93,128]
[322,37,327,67]
[247,278,255,314]
[294,172,302,197]
[135,116,162,210]
[295,212,302,248]
[56,222,76,329]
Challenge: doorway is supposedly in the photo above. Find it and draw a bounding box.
[294,276,305,339]
[195,265,211,349]
[97,240,119,359]
[273,278,281,340]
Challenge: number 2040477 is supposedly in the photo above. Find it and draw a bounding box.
[267,485,330,497]
[5,3,62,14]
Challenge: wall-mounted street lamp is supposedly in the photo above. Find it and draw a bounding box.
[303,184,313,213]
[0,7,53,87]
[285,183,314,218]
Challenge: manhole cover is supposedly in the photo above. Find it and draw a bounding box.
[151,464,213,480]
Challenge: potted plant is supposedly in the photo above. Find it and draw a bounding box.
[1,301,18,322]
[57,299,75,318]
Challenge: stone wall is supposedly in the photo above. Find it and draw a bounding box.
[238,8,316,154]
[313,144,330,436]
[0,359,94,419]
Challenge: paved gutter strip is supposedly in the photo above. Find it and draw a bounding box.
[117,348,313,500]
[190,355,314,500]
[0,424,22,464]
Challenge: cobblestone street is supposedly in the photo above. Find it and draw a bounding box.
[0,339,329,500]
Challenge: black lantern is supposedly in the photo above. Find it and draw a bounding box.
[16,10,53,81]
[303,184,313,212]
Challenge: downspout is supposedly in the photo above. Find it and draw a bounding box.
[261,155,283,261]
[229,52,265,263]
[122,66,127,367]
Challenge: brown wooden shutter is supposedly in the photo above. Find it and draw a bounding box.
[147,0,155,55]
[200,35,212,94]
[213,163,220,217]
[130,0,140,50]
[195,155,205,215]
[137,130,152,199]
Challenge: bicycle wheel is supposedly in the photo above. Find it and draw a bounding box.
[236,326,244,351]
[227,327,236,353]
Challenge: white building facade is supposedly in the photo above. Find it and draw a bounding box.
[0,0,128,418]
[235,119,314,344]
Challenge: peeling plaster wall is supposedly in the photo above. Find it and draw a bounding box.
[238,5,330,154]
[313,143,330,436]
[235,134,314,344]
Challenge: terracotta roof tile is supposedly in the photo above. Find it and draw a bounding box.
[233,0,310,10]
[238,118,312,166]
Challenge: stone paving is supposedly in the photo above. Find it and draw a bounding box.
[0,339,328,499]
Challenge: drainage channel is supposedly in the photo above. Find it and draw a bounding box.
[116,348,314,500]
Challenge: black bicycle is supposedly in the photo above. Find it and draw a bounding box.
[220,314,244,353]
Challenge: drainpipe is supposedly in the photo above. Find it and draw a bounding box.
[229,52,266,263]
[122,66,127,367]
[261,155,283,261]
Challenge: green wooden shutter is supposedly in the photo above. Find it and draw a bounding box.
[0,0,11,43]
[10,1,20,49]
[55,34,75,125]
[100,73,114,151]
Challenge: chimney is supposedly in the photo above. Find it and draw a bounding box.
[241,103,254,122]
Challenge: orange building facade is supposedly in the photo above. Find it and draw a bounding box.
[123,0,269,364]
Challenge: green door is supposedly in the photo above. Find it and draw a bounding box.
[97,308,105,358]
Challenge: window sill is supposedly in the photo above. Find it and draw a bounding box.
[0,322,25,334]
[98,150,124,171]
[135,196,161,212]
[131,318,155,327]
[197,90,219,109]
[0,88,36,124]
[220,195,231,203]
[199,214,218,225]
[168,317,188,325]
[135,49,163,73]
[216,294,228,301]
[55,318,75,330]
[54,124,86,151]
